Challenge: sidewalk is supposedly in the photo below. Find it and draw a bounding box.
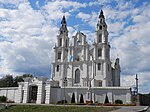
[111,106,149,112]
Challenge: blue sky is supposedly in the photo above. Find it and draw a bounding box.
[0,0,150,93]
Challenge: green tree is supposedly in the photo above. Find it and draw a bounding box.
[104,94,109,104]
[71,92,75,103]
[0,74,33,87]
[80,94,84,103]
[0,75,14,87]
[13,74,33,87]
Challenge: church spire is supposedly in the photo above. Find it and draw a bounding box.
[99,10,105,18]
[97,9,107,31]
[59,15,68,35]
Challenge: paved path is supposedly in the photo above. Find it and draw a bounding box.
[146,107,150,112]
[111,106,149,112]
[0,104,6,110]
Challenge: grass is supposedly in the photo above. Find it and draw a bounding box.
[1,105,118,112]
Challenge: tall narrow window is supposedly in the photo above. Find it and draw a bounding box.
[98,81,102,87]
[108,64,110,71]
[58,52,61,60]
[98,34,102,43]
[98,63,101,70]
[59,38,62,46]
[100,25,102,30]
[65,39,68,47]
[56,65,59,72]
[75,69,80,83]
[98,49,102,57]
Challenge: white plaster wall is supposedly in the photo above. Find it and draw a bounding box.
[0,87,19,102]
[49,87,131,104]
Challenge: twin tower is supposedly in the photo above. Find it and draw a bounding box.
[52,10,120,88]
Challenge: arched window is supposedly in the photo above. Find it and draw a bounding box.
[98,63,101,70]
[75,69,80,83]
[65,39,68,47]
[98,34,102,43]
[98,48,102,57]
[58,52,61,60]
[59,38,62,46]
[56,65,59,72]
[100,25,102,30]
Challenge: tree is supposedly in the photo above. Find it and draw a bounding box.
[71,92,75,103]
[0,75,14,87]
[80,94,84,103]
[13,74,33,86]
[104,94,109,104]
[0,74,33,87]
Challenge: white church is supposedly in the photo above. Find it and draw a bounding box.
[0,10,132,104]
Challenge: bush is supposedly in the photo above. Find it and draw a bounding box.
[57,100,67,104]
[80,94,84,103]
[104,94,109,104]
[71,93,75,103]
[0,96,7,102]
[115,99,123,104]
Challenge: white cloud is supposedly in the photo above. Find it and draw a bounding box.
[0,1,58,77]
[43,0,86,20]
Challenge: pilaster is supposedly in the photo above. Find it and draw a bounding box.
[45,81,51,104]
[23,82,29,103]
[36,81,44,104]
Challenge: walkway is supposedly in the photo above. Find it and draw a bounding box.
[111,106,149,112]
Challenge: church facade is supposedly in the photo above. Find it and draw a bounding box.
[0,10,132,104]
[52,10,120,88]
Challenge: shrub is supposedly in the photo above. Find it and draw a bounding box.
[71,93,75,103]
[57,100,67,104]
[104,94,109,104]
[80,94,84,103]
[115,99,123,104]
[0,96,7,102]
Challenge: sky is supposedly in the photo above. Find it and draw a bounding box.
[0,0,150,93]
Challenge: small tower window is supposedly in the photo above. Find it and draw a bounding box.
[65,39,68,47]
[58,52,61,60]
[59,38,62,46]
[100,25,102,30]
[56,65,59,72]
[98,49,102,57]
[108,64,110,71]
[98,63,101,70]
[98,34,102,43]
[98,81,102,87]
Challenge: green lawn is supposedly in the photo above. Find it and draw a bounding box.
[1,105,118,112]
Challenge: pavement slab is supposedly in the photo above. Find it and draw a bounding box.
[111,106,149,112]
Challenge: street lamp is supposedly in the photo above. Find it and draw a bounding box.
[63,77,67,104]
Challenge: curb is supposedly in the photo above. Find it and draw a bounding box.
[138,106,149,112]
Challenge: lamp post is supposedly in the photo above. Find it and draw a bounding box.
[63,77,67,105]
[135,74,138,94]
[135,74,139,105]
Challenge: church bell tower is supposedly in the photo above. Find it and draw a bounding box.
[93,10,112,86]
